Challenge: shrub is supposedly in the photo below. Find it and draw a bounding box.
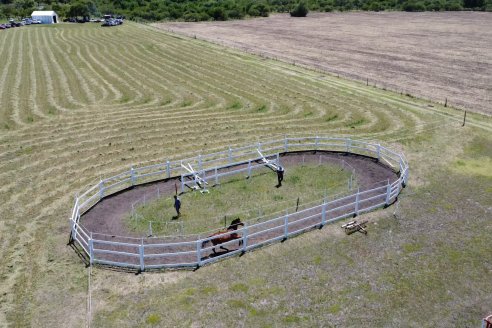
[208,6,227,20]
[227,9,244,19]
[368,2,383,11]
[402,0,426,11]
[463,0,484,7]
[248,3,269,17]
[183,12,202,21]
[445,1,463,10]
[290,1,309,16]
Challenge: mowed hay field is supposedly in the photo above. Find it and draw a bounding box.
[0,22,491,327]
[160,12,492,115]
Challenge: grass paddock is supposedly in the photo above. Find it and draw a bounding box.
[127,161,354,236]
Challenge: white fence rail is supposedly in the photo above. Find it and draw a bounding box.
[69,136,409,271]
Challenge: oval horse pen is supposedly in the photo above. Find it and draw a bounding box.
[69,136,409,272]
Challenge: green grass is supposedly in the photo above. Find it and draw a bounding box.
[0,21,491,328]
[127,163,354,236]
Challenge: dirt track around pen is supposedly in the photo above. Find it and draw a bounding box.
[79,151,398,268]
[156,12,492,115]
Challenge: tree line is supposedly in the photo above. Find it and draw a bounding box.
[1,0,491,21]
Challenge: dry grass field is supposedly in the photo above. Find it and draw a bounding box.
[159,12,492,115]
[0,21,491,327]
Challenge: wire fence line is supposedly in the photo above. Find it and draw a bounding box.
[69,136,409,271]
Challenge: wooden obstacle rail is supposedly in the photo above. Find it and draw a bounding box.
[341,220,368,235]
[179,153,280,193]
[69,136,409,271]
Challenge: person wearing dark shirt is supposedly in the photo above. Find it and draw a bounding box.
[174,195,181,217]
[277,166,284,187]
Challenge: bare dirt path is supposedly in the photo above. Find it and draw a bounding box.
[156,12,492,115]
[81,152,396,238]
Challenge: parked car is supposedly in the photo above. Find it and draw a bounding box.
[0,24,6,30]
[101,19,116,26]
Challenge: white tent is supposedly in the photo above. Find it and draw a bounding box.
[31,11,59,24]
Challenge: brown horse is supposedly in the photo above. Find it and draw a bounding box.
[202,218,244,254]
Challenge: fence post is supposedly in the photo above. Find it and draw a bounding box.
[315,135,319,151]
[75,201,80,221]
[385,180,391,206]
[242,223,248,254]
[89,232,94,265]
[228,147,233,164]
[283,212,289,240]
[284,137,288,152]
[377,144,381,161]
[346,138,351,153]
[354,188,360,217]
[403,168,409,186]
[276,153,280,166]
[98,180,105,199]
[196,240,202,267]
[181,174,185,193]
[139,239,145,272]
[321,201,327,226]
[71,218,77,242]
[71,198,79,240]
[166,161,170,179]
[130,166,136,186]
[247,160,252,177]
[215,167,218,185]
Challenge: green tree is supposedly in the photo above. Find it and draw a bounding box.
[13,0,34,16]
[290,0,309,16]
[68,1,90,17]
[247,3,269,16]
[463,0,484,8]
[208,6,227,20]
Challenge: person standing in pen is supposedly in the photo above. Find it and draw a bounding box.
[173,195,181,217]
[277,166,284,187]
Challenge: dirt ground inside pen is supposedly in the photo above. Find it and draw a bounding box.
[156,12,492,115]
[80,151,397,239]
